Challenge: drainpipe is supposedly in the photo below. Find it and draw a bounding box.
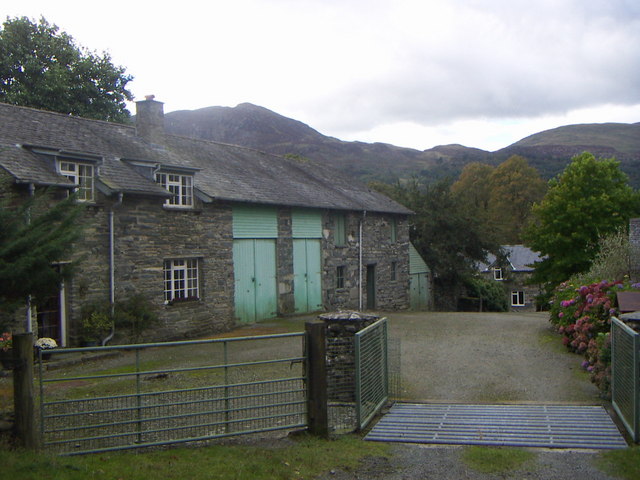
[25,183,35,333]
[359,210,367,311]
[103,192,123,345]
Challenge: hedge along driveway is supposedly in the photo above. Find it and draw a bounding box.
[388,311,602,404]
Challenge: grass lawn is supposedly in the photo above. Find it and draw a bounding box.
[3,433,388,480]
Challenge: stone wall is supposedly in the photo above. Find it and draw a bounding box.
[67,192,236,343]
[322,211,410,312]
[276,207,295,314]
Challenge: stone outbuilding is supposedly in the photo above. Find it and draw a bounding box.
[0,98,413,345]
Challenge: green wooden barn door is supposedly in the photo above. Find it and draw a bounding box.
[233,205,278,323]
[292,210,323,313]
[293,239,322,313]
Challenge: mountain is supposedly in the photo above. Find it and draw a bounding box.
[164,104,640,187]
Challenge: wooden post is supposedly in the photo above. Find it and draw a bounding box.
[305,320,328,437]
[13,333,38,449]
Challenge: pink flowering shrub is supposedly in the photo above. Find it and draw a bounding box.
[549,279,630,398]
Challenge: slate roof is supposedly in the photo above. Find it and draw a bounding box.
[0,103,412,214]
[478,245,543,272]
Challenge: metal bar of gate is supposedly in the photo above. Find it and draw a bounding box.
[355,318,389,431]
[38,332,306,455]
[611,317,640,443]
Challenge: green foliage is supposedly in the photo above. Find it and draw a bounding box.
[549,278,639,397]
[571,227,631,285]
[2,434,388,480]
[114,294,159,342]
[461,446,535,474]
[597,446,640,480]
[0,16,133,122]
[452,156,546,244]
[524,152,640,289]
[81,310,112,343]
[465,277,509,312]
[0,192,84,315]
[372,178,497,291]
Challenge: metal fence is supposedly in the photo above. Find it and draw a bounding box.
[355,318,389,431]
[611,317,640,442]
[38,333,306,455]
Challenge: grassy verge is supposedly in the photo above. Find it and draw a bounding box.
[596,447,640,480]
[4,433,388,480]
[461,446,535,474]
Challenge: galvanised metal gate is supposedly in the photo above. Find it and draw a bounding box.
[355,317,389,430]
[38,333,306,455]
[611,317,640,442]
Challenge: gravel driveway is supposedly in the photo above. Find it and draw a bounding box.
[317,311,624,480]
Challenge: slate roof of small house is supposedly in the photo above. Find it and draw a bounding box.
[0,103,412,214]
[478,245,543,273]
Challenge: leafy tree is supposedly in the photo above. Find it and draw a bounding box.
[0,16,133,122]
[452,156,546,244]
[371,178,498,308]
[524,152,640,289]
[0,193,84,316]
[487,155,546,243]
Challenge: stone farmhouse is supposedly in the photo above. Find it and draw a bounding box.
[478,245,543,311]
[0,98,414,346]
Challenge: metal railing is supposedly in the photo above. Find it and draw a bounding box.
[38,333,306,455]
[611,317,640,442]
[355,317,388,431]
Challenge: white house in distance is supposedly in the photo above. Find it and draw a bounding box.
[478,245,543,311]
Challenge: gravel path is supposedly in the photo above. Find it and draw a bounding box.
[317,311,625,480]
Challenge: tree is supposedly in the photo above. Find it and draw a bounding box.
[452,156,546,244]
[0,16,133,122]
[487,155,546,243]
[371,178,498,308]
[524,152,640,289]
[0,193,84,317]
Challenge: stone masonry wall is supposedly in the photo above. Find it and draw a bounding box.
[67,192,235,344]
[277,207,295,315]
[322,211,410,312]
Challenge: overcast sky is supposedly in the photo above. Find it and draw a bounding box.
[4,0,640,151]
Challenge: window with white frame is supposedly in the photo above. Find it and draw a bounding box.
[511,291,525,306]
[156,172,194,208]
[493,267,503,281]
[163,258,199,302]
[59,160,94,201]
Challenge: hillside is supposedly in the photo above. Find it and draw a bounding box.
[164,104,640,187]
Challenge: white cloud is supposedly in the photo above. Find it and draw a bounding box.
[4,0,640,150]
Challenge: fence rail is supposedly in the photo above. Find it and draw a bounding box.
[38,333,306,455]
[611,317,640,442]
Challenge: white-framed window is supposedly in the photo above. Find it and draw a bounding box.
[163,258,199,303]
[58,160,94,201]
[493,268,503,281]
[156,172,194,208]
[511,291,525,306]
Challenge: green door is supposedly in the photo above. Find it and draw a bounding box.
[293,239,322,313]
[233,239,277,323]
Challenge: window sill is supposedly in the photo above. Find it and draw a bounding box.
[164,297,200,306]
[162,205,202,213]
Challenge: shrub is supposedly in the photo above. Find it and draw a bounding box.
[550,278,637,398]
[114,294,159,342]
[465,277,508,312]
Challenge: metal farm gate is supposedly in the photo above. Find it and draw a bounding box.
[611,316,640,442]
[355,318,389,430]
[38,333,306,455]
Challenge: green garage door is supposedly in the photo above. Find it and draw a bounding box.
[292,209,323,313]
[233,205,278,323]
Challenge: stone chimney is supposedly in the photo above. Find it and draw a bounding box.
[135,95,165,144]
[630,218,640,282]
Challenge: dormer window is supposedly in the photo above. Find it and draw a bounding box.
[156,172,193,208]
[493,267,503,281]
[58,160,95,201]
